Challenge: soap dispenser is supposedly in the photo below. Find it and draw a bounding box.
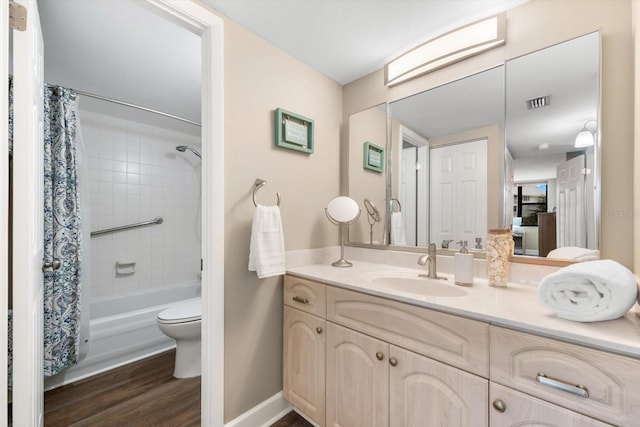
[454,241,474,287]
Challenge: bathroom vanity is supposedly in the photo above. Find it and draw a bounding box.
[282,263,640,427]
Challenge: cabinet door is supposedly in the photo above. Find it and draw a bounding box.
[389,346,488,427]
[327,323,389,427]
[283,306,326,426]
[490,383,611,427]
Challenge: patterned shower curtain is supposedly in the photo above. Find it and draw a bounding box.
[42,84,83,377]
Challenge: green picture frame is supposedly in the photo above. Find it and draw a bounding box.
[274,108,314,154]
[363,141,384,173]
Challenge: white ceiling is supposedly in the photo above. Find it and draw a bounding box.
[38,0,201,129]
[37,0,528,131]
[202,0,528,85]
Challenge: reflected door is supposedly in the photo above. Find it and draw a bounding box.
[557,155,586,248]
[430,139,487,248]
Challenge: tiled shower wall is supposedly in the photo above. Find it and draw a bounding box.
[81,109,201,299]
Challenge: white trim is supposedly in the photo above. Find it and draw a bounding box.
[0,1,9,425]
[396,125,430,246]
[223,392,292,427]
[143,2,225,426]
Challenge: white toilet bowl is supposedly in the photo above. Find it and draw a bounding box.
[157,297,201,378]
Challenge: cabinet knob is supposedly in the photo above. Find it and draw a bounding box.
[389,357,398,367]
[316,326,323,334]
[375,351,384,361]
[292,296,309,304]
[492,399,506,413]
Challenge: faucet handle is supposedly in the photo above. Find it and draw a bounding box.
[441,239,454,249]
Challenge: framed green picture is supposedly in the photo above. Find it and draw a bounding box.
[363,142,384,173]
[274,108,314,153]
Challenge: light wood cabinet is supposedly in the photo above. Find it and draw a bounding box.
[283,306,326,426]
[389,346,487,427]
[491,326,640,426]
[283,274,636,427]
[327,286,489,377]
[326,322,389,427]
[490,382,611,426]
[284,275,326,317]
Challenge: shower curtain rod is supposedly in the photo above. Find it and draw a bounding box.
[73,89,201,127]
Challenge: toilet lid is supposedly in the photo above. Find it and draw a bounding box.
[158,297,201,323]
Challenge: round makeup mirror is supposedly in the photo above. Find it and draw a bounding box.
[326,196,360,223]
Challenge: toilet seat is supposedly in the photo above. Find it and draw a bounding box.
[157,297,201,324]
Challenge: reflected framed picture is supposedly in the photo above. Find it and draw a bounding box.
[363,141,384,173]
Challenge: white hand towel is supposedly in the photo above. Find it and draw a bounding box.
[390,212,407,246]
[249,205,286,279]
[537,259,638,322]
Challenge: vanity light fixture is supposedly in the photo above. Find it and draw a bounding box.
[575,120,597,148]
[385,13,506,87]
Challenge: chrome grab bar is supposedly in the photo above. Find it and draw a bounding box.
[536,372,590,398]
[91,217,164,237]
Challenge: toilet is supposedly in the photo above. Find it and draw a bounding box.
[157,297,202,378]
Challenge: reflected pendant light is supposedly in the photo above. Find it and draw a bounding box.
[385,13,506,86]
[575,120,596,148]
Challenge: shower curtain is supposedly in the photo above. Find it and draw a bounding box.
[42,84,83,377]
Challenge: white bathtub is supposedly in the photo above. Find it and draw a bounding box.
[44,282,201,391]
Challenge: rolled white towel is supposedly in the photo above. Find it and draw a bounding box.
[546,246,599,261]
[537,260,638,322]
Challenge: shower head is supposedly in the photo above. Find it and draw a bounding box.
[175,145,201,159]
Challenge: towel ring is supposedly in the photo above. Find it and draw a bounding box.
[392,198,402,213]
[253,179,281,207]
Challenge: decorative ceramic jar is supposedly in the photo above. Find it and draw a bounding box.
[487,228,512,287]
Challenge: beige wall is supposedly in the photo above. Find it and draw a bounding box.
[348,106,387,243]
[223,20,343,421]
[343,0,634,268]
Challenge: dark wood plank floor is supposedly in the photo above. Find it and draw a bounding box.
[44,350,200,427]
[271,411,313,427]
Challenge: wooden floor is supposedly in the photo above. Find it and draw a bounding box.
[44,350,200,427]
[271,411,313,427]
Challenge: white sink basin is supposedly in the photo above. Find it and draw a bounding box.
[371,276,468,297]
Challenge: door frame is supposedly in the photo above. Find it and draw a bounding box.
[396,125,429,246]
[144,2,225,425]
[5,1,225,425]
[0,2,9,425]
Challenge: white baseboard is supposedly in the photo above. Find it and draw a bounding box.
[224,391,292,427]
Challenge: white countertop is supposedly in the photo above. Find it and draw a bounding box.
[287,261,640,359]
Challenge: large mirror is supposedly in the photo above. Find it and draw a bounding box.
[347,31,600,263]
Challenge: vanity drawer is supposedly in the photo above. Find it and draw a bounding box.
[490,326,640,426]
[284,275,326,318]
[326,286,488,377]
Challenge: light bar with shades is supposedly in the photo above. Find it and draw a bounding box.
[385,13,506,87]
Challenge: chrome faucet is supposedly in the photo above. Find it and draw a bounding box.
[441,239,454,249]
[417,243,446,280]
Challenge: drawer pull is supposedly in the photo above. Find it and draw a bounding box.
[376,352,384,361]
[316,327,323,334]
[492,399,506,413]
[292,296,309,304]
[536,373,589,398]
[389,357,398,367]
